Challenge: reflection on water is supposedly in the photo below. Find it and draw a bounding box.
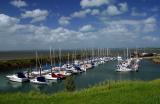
[0,59,160,93]
[8,81,22,88]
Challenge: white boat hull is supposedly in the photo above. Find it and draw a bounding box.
[30,79,47,84]
[44,74,58,80]
[6,75,28,83]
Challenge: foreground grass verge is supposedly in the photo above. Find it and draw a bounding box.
[1,80,160,104]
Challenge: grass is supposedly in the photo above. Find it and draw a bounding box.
[1,80,160,104]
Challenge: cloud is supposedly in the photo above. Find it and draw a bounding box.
[0,13,98,50]
[79,24,94,32]
[71,8,101,18]
[21,9,49,23]
[91,9,100,15]
[142,36,158,42]
[58,16,71,26]
[97,16,158,45]
[142,17,156,32]
[0,14,19,26]
[144,17,156,24]
[119,2,128,12]
[131,8,147,17]
[101,2,128,16]
[103,17,157,33]
[105,5,122,16]
[71,9,91,18]
[80,0,111,8]
[105,24,129,34]
[10,0,27,8]
[131,11,147,17]
[70,2,128,19]
[0,13,159,50]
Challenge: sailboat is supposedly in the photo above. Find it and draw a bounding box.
[44,48,63,80]
[116,48,132,72]
[30,51,48,84]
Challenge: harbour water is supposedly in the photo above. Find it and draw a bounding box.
[0,59,160,93]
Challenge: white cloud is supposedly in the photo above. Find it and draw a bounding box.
[131,11,147,17]
[143,17,156,32]
[91,9,100,15]
[79,24,94,32]
[105,24,129,34]
[103,17,157,33]
[142,36,158,42]
[106,5,121,16]
[10,0,27,8]
[71,9,91,18]
[144,17,156,24]
[119,2,128,12]
[0,13,159,50]
[0,13,98,50]
[102,2,128,16]
[58,16,71,26]
[0,14,19,26]
[131,8,147,17]
[80,0,111,8]
[21,9,49,23]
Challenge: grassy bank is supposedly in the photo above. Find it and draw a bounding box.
[1,80,160,104]
[143,55,160,64]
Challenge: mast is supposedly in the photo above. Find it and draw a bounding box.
[50,47,52,73]
[80,49,83,61]
[98,48,99,58]
[124,49,126,59]
[72,50,74,64]
[92,48,94,60]
[53,49,55,67]
[36,51,38,71]
[136,46,138,58]
[68,52,69,65]
[107,48,109,57]
[85,48,87,60]
[127,48,129,59]
[39,56,43,76]
[36,51,42,76]
[59,48,61,67]
[74,49,77,61]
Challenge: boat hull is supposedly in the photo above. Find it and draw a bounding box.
[6,75,29,83]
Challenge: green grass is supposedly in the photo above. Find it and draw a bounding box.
[1,80,160,104]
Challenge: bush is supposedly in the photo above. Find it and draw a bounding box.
[64,75,76,92]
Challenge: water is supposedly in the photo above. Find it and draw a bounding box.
[0,59,160,93]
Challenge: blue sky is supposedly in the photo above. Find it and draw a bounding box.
[0,0,160,50]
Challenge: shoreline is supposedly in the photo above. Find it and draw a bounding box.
[143,56,160,64]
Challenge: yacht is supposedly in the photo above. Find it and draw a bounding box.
[6,72,29,82]
[116,65,132,72]
[30,76,48,84]
[44,73,60,80]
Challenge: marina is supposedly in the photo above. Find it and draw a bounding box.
[0,0,160,103]
[0,53,160,93]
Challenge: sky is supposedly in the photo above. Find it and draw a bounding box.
[0,0,160,50]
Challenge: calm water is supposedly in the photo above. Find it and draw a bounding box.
[0,59,160,93]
